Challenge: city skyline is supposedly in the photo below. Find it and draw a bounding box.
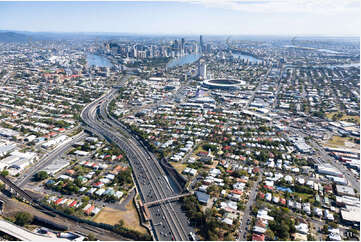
[0,2,359,241]
[0,0,360,36]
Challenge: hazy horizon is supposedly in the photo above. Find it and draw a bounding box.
[1,29,360,38]
[0,1,359,36]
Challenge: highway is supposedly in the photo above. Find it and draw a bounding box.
[80,88,194,241]
[16,131,86,188]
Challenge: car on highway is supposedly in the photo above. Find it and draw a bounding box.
[189,232,197,241]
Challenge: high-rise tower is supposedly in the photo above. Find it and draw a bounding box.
[198,60,207,80]
[181,38,185,56]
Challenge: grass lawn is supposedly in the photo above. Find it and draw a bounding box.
[325,112,338,119]
[326,136,349,147]
[324,136,360,150]
[324,135,360,151]
[169,161,187,174]
[293,192,313,202]
[193,143,207,154]
[93,203,147,234]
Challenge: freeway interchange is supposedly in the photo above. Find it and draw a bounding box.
[80,88,194,241]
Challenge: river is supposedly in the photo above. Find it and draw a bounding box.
[232,53,262,63]
[87,54,113,67]
[284,45,340,54]
[312,62,360,69]
[333,63,360,68]
[166,54,201,68]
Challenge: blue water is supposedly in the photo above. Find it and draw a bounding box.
[317,49,340,54]
[166,54,201,68]
[276,186,293,193]
[232,53,262,63]
[335,63,360,68]
[318,63,360,69]
[284,45,340,54]
[87,54,113,67]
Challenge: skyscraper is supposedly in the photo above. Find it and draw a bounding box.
[132,46,137,58]
[200,35,204,54]
[198,60,207,80]
[174,39,180,56]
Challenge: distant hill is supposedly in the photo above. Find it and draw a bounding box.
[0,30,121,42]
[0,31,30,42]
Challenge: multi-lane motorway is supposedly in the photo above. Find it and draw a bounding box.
[81,88,194,241]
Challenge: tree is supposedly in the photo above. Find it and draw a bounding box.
[202,143,218,152]
[85,233,96,241]
[265,229,275,240]
[64,207,75,215]
[224,233,234,241]
[307,234,316,241]
[15,212,33,226]
[118,219,125,227]
[34,171,48,181]
[1,170,9,177]
[328,221,338,228]
[322,224,329,234]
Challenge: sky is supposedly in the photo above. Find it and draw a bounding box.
[0,0,359,36]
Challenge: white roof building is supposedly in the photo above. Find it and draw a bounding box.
[313,207,323,217]
[295,223,309,234]
[95,188,105,196]
[324,209,334,221]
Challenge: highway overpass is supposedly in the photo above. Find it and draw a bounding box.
[0,219,67,241]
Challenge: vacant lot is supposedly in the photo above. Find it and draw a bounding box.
[93,202,147,234]
[326,136,349,147]
[169,161,187,174]
[325,136,359,150]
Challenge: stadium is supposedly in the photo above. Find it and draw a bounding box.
[202,79,245,90]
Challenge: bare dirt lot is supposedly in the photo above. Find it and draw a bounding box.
[325,136,360,150]
[170,161,188,174]
[93,201,147,234]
